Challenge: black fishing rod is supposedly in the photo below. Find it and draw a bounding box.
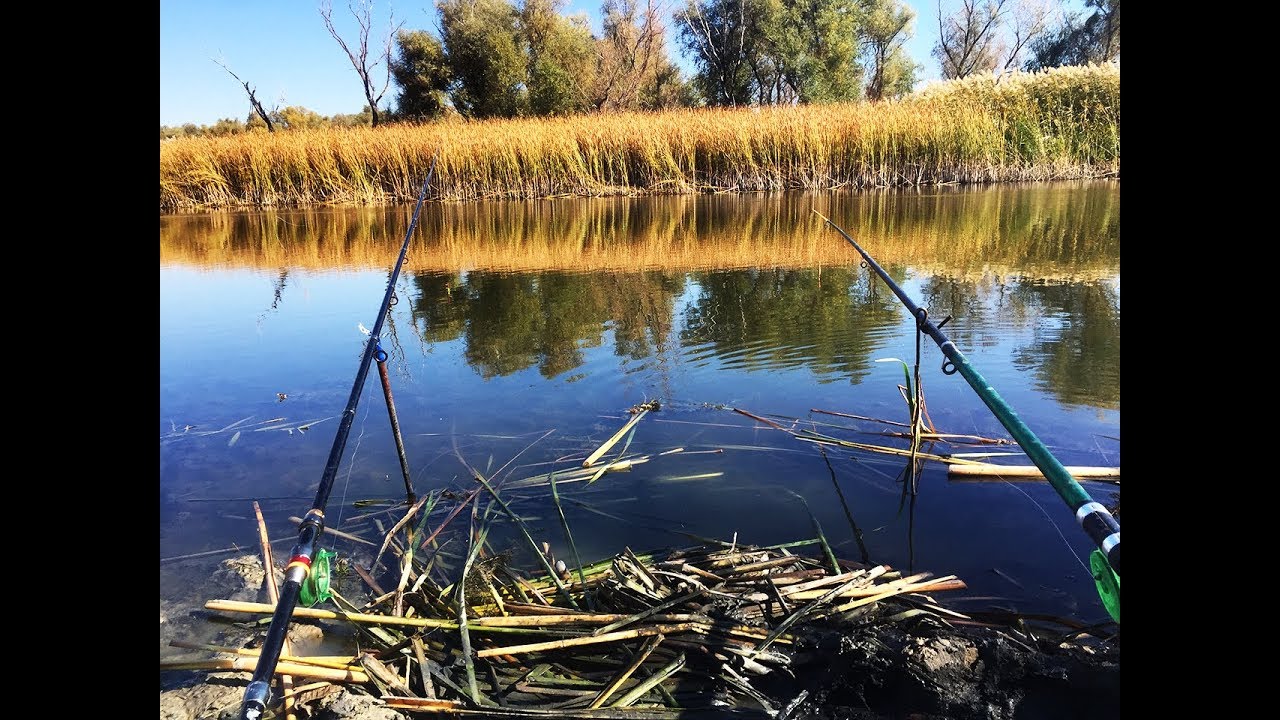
[239,159,437,720]
[816,211,1120,584]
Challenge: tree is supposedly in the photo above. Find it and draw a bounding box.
[1025,0,1119,71]
[774,0,864,104]
[521,0,597,116]
[861,0,918,100]
[320,0,402,127]
[676,0,755,106]
[1000,0,1053,72]
[213,57,276,132]
[593,0,679,111]
[933,0,1006,79]
[272,106,328,130]
[438,0,529,118]
[932,0,1054,79]
[676,0,865,107]
[390,29,454,120]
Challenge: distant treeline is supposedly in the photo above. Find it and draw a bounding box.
[162,0,1119,139]
[159,64,1119,211]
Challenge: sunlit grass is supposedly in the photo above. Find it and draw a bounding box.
[160,65,1119,211]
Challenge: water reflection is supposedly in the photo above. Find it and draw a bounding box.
[1012,280,1121,409]
[160,182,1121,628]
[161,182,1120,408]
[161,181,1119,279]
[681,267,902,383]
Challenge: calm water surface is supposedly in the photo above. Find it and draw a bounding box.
[159,182,1119,640]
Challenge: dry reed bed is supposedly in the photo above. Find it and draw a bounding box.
[160,65,1119,211]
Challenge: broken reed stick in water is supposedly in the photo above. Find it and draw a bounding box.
[550,470,590,600]
[583,410,648,468]
[168,640,359,671]
[204,600,554,634]
[370,493,432,572]
[458,517,488,704]
[947,464,1120,481]
[159,537,293,563]
[732,407,790,430]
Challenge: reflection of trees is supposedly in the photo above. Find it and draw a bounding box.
[409,269,684,379]
[680,267,904,382]
[1011,280,1120,409]
[411,265,908,383]
[410,272,468,343]
[603,273,684,360]
[914,274,1119,409]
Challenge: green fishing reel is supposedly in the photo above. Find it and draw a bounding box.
[299,549,337,607]
[1090,549,1120,624]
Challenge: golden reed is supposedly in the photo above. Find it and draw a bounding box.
[160,65,1119,212]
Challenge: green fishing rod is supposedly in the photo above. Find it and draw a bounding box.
[816,211,1119,615]
[239,159,437,720]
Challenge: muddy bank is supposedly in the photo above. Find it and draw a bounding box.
[161,629,1116,720]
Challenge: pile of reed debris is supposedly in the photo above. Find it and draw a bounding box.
[175,526,968,718]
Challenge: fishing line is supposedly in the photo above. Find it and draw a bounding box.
[1001,479,1090,575]
[332,376,377,543]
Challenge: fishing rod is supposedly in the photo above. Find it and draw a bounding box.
[816,211,1120,583]
[239,158,437,720]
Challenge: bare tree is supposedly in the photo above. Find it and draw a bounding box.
[676,0,752,107]
[934,0,1008,80]
[1001,0,1055,72]
[934,0,1055,79]
[594,0,666,111]
[213,57,276,132]
[320,0,403,127]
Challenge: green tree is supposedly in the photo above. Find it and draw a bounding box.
[272,106,328,130]
[676,0,865,107]
[209,117,247,136]
[783,0,865,103]
[438,0,529,118]
[861,0,918,100]
[390,29,454,121]
[522,0,597,116]
[1025,0,1119,70]
[330,106,375,127]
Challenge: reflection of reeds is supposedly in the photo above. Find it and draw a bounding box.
[160,65,1119,211]
[160,181,1118,280]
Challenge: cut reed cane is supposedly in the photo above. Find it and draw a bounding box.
[583,410,648,468]
[476,623,699,658]
[610,653,685,707]
[158,657,368,683]
[589,634,664,708]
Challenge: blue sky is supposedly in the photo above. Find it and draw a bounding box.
[159,1,958,127]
